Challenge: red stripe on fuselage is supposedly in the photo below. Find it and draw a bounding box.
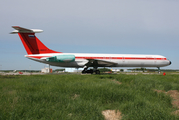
[28,56,167,60]
[75,57,166,60]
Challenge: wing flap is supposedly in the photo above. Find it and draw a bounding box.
[86,59,117,67]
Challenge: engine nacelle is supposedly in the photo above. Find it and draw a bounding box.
[46,55,75,62]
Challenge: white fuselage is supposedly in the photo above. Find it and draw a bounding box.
[26,53,171,68]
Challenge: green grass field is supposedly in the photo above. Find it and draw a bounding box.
[0,74,179,120]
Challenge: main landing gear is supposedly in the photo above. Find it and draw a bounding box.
[82,67,100,74]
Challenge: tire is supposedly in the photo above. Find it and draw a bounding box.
[91,70,94,74]
[95,70,100,74]
[82,70,86,74]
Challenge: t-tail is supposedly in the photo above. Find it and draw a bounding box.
[10,26,60,55]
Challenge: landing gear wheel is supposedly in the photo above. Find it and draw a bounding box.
[81,69,94,74]
[82,70,85,74]
[95,70,100,74]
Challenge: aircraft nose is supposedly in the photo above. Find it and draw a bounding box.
[169,61,172,65]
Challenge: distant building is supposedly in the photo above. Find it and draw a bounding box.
[123,69,132,72]
[111,69,132,72]
[73,70,82,73]
[65,68,75,72]
[111,69,120,72]
[65,68,83,72]
[41,68,52,73]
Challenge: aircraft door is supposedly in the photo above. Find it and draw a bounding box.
[154,57,157,65]
[122,56,125,66]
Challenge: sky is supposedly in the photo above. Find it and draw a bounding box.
[0,0,179,70]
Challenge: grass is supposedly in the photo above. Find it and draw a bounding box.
[0,74,179,119]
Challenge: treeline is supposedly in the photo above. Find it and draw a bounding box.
[0,69,65,73]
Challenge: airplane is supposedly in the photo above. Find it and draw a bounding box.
[11,26,171,74]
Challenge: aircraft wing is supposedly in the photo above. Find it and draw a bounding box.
[85,59,118,67]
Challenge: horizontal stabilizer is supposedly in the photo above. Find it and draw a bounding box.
[10,26,43,34]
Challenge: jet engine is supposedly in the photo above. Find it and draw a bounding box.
[46,55,75,62]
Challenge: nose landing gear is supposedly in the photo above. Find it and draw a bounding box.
[157,67,160,74]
